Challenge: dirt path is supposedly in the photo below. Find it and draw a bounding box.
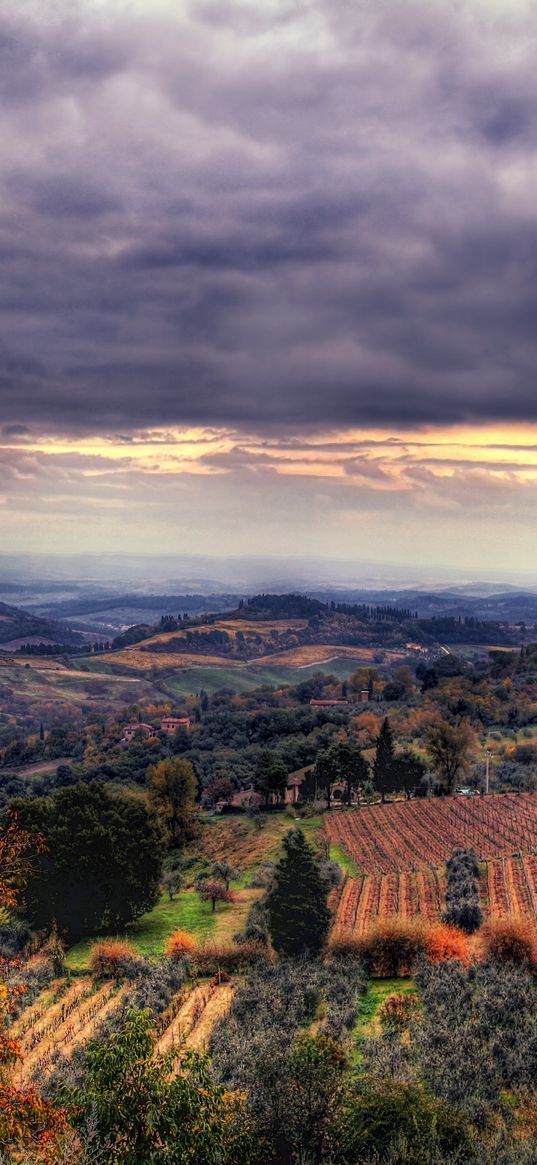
[7,757,73,777]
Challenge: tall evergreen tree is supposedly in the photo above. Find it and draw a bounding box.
[266,828,331,956]
[373,717,396,802]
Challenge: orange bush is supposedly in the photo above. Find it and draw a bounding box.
[89,939,138,979]
[165,929,197,960]
[0,1082,71,1163]
[480,917,537,971]
[425,923,470,965]
[328,920,471,974]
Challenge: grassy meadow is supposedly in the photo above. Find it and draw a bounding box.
[66,810,325,970]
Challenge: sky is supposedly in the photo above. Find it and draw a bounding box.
[1,0,537,576]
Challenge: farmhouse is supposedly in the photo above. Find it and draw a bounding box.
[160,716,190,733]
[121,722,155,743]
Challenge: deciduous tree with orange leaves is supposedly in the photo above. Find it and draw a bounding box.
[0,812,44,913]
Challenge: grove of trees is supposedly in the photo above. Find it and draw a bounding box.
[11,782,165,937]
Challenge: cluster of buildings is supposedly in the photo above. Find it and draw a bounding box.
[121,716,190,745]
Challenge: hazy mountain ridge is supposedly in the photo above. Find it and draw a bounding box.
[0,601,85,648]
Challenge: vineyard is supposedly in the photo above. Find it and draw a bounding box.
[331,855,537,937]
[156,978,235,1056]
[327,794,537,937]
[9,973,236,1085]
[12,976,129,1085]
[325,793,537,875]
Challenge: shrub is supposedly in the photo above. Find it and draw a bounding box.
[193,939,267,975]
[89,939,141,979]
[379,992,420,1029]
[424,923,470,965]
[480,917,537,971]
[165,929,197,960]
[329,921,470,975]
[336,1081,473,1165]
[354,920,426,977]
[322,960,367,1039]
[326,934,364,961]
[442,848,482,934]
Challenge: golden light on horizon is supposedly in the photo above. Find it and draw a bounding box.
[4,423,537,487]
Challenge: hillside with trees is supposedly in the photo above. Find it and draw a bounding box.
[3,601,537,1162]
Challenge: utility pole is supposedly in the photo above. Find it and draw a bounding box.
[485,749,491,795]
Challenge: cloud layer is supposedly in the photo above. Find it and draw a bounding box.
[1,0,537,437]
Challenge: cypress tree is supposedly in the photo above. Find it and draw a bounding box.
[266,828,331,956]
[373,717,396,802]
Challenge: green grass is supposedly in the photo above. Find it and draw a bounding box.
[71,651,371,700]
[66,878,264,971]
[66,811,325,972]
[328,841,362,877]
[353,977,416,1058]
[66,889,223,971]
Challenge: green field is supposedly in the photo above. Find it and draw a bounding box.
[81,653,364,698]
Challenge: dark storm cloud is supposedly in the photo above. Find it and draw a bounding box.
[1,0,537,437]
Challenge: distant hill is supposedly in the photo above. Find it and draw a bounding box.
[26,592,243,618]
[0,601,85,648]
[308,588,537,624]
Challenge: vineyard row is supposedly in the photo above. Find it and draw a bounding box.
[333,855,537,936]
[325,793,537,876]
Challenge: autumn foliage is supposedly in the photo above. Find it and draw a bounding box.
[165,929,197,960]
[1,960,71,1161]
[480,917,537,971]
[0,813,43,912]
[424,923,470,965]
[89,939,139,979]
[329,919,470,974]
[0,1083,70,1162]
